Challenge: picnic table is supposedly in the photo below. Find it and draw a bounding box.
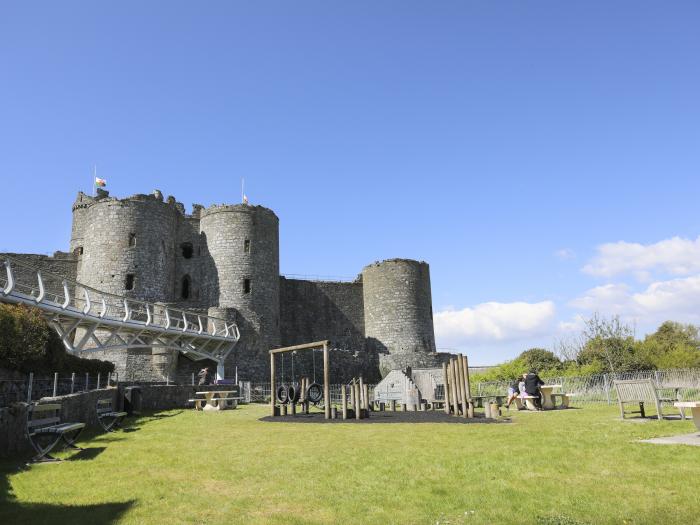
[193,391,240,411]
[675,402,700,431]
[539,384,562,410]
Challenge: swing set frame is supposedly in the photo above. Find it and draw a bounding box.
[269,340,331,419]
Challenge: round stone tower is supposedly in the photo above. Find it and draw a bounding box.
[76,193,179,302]
[200,204,280,379]
[361,259,437,375]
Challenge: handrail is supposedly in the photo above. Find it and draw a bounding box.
[1,255,238,341]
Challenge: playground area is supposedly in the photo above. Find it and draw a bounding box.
[2,403,700,525]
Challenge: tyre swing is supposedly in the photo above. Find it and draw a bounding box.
[287,351,301,404]
[306,348,324,405]
[275,353,289,403]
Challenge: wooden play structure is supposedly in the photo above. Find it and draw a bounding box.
[269,340,374,420]
[442,353,475,418]
[270,340,331,419]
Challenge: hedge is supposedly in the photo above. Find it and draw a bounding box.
[0,303,114,375]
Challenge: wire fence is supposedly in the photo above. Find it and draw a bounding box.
[475,368,700,405]
[5,368,699,408]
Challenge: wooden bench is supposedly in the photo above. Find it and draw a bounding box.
[613,379,681,420]
[26,402,85,463]
[96,398,128,432]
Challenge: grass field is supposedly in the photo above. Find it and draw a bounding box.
[1,404,699,524]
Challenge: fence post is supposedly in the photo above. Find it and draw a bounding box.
[85,372,89,392]
[70,372,75,394]
[603,374,611,405]
[52,372,58,397]
[27,372,34,403]
[191,373,195,386]
[97,372,101,390]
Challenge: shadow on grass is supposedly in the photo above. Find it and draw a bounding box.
[0,466,134,525]
[260,411,509,424]
[66,447,106,461]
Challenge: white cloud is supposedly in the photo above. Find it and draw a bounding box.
[554,248,576,260]
[570,274,700,326]
[583,236,700,280]
[434,301,556,346]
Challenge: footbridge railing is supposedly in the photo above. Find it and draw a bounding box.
[0,257,239,376]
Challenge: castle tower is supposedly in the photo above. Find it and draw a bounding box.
[199,204,280,380]
[71,191,182,380]
[361,259,437,374]
[75,192,179,302]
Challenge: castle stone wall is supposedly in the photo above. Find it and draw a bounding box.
[4,190,443,383]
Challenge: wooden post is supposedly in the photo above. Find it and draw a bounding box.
[341,384,348,420]
[450,359,459,416]
[462,355,474,418]
[363,384,370,412]
[290,401,296,416]
[331,407,337,419]
[446,360,453,414]
[442,362,450,414]
[456,355,468,418]
[354,383,361,420]
[359,376,365,410]
[70,372,75,394]
[401,403,407,412]
[390,399,396,412]
[323,343,330,420]
[52,372,58,397]
[281,403,287,416]
[270,351,276,416]
[97,372,101,390]
[350,380,356,411]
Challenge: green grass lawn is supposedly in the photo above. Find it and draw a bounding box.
[1,404,699,525]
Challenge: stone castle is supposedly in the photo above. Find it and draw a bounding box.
[5,189,451,382]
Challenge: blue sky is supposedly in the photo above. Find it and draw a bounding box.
[1,2,699,364]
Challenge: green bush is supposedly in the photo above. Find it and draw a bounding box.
[0,303,114,375]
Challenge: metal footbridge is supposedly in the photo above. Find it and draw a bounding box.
[0,257,239,377]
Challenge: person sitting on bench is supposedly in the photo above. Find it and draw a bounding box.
[505,378,521,409]
[524,370,545,410]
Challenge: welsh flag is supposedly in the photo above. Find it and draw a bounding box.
[95,177,107,187]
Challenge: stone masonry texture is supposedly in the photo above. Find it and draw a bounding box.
[3,189,443,383]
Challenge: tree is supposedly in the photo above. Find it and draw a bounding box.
[555,314,650,373]
[518,348,562,373]
[637,321,700,369]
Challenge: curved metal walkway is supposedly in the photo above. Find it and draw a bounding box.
[0,257,239,376]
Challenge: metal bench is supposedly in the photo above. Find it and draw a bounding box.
[96,397,128,432]
[613,379,681,420]
[26,402,85,463]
